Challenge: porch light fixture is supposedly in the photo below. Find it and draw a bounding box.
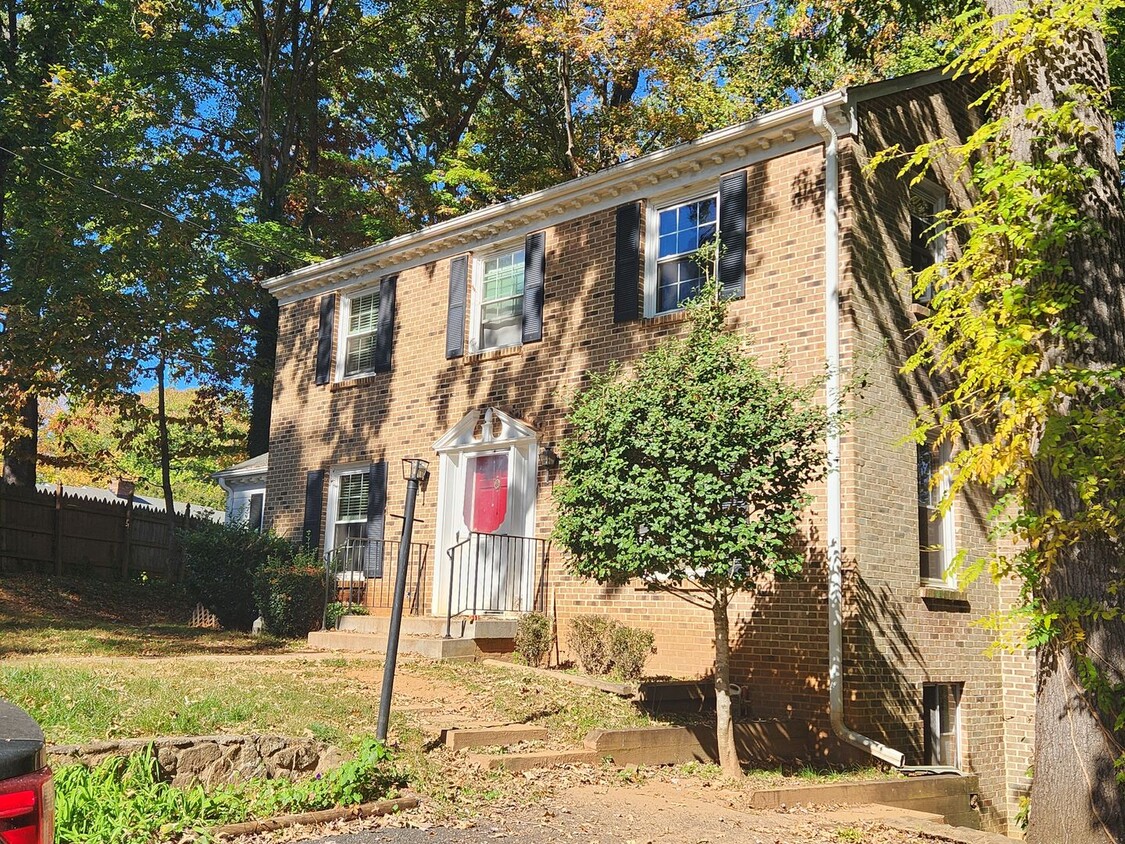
[401,457,430,483]
[538,443,559,473]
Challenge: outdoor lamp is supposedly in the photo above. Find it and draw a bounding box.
[538,443,559,473]
[401,457,430,483]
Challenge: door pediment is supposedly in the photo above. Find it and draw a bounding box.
[432,407,537,453]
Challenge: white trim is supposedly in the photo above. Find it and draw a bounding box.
[643,189,720,318]
[468,240,526,354]
[430,408,539,616]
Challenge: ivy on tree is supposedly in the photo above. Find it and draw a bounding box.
[553,282,834,776]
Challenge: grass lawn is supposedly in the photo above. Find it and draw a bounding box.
[0,572,899,833]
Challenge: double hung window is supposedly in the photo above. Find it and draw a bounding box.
[328,468,369,568]
[473,246,525,352]
[650,195,717,315]
[918,438,955,585]
[342,290,380,377]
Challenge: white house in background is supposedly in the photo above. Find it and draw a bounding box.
[211,453,268,530]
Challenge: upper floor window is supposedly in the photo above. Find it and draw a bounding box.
[342,290,380,377]
[918,437,955,586]
[445,232,545,360]
[646,194,718,316]
[320,274,397,383]
[909,188,945,305]
[473,245,526,352]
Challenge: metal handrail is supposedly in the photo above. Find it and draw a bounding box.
[443,532,550,638]
[321,538,429,630]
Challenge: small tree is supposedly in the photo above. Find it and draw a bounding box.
[553,285,833,775]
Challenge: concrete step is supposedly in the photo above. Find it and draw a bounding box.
[339,614,517,640]
[307,630,481,660]
[443,725,549,751]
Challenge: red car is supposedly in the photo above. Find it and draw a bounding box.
[0,700,53,844]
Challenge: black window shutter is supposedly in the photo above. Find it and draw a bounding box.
[613,202,641,322]
[374,275,397,373]
[315,294,335,385]
[446,255,469,359]
[364,460,388,577]
[521,231,546,343]
[718,171,747,301]
[301,469,325,550]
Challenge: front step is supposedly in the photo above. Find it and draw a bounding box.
[307,614,517,661]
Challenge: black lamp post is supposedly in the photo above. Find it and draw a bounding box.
[375,456,430,742]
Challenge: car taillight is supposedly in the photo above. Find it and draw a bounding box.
[0,769,53,844]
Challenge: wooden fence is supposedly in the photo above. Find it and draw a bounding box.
[0,483,211,581]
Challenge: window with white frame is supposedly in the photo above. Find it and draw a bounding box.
[923,682,962,768]
[341,289,380,377]
[327,468,369,557]
[909,188,945,305]
[918,438,955,585]
[472,245,525,352]
[647,194,717,316]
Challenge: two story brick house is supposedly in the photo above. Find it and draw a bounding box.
[260,69,1034,833]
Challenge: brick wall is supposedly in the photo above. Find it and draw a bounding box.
[842,78,1034,833]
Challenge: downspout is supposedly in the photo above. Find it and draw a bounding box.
[812,104,906,769]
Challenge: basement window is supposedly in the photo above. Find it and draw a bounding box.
[923,682,962,768]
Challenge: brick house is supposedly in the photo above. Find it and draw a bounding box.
[261,69,1034,833]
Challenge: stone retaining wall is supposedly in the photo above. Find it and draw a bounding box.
[49,735,346,788]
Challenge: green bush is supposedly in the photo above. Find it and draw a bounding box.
[252,547,326,638]
[325,601,369,630]
[180,521,292,630]
[569,615,616,675]
[610,625,655,681]
[54,738,405,843]
[515,612,553,666]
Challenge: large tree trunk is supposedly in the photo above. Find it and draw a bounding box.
[247,296,277,457]
[155,348,179,581]
[712,593,741,777]
[2,391,37,487]
[986,2,1125,840]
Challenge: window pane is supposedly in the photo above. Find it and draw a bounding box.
[337,472,369,522]
[657,257,702,313]
[348,292,379,335]
[658,233,678,259]
[656,196,719,266]
[344,333,377,376]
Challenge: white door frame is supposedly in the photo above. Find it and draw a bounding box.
[430,408,538,616]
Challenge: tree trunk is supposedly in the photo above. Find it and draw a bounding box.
[985,2,1125,840]
[2,391,37,487]
[247,295,277,457]
[155,347,179,581]
[712,593,741,777]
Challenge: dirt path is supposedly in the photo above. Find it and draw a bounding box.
[234,764,1012,844]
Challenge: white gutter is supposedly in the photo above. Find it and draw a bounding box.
[812,104,906,769]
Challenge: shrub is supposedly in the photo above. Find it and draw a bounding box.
[180,521,292,630]
[610,625,655,681]
[325,601,368,630]
[569,615,616,675]
[515,612,553,666]
[253,547,326,638]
